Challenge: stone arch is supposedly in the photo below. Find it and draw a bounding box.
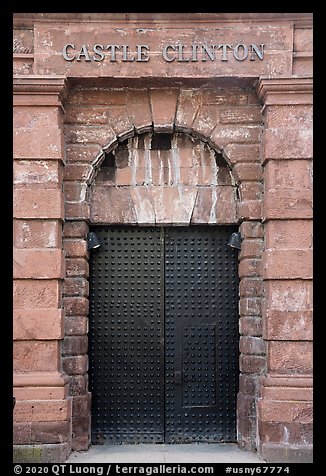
[86,122,236,187]
[88,128,238,226]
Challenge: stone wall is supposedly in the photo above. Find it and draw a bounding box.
[13,13,313,463]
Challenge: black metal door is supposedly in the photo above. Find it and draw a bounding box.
[89,226,239,444]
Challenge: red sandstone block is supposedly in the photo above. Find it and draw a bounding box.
[31,420,71,444]
[67,88,127,106]
[263,128,313,159]
[126,89,152,133]
[239,182,263,201]
[233,163,263,182]
[258,421,313,445]
[263,310,313,341]
[237,415,257,444]
[240,336,265,355]
[64,183,86,202]
[106,105,134,137]
[261,386,313,402]
[265,105,312,129]
[150,89,178,132]
[293,56,313,76]
[72,435,90,452]
[240,355,266,374]
[14,280,60,309]
[66,143,103,163]
[13,249,64,279]
[240,221,263,238]
[64,297,89,316]
[216,186,238,223]
[65,105,111,125]
[14,400,71,423]
[239,278,263,297]
[64,277,89,297]
[64,163,92,182]
[65,316,88,336]
[265,160,312,190]
[64,124,116,148]
[68,375,88,396]
[14,387,67,400]
[13,106,61,129]
[237,393,256,418]
[128,187,155,225]
[262,249,313,279]
[14,309,64,340]
[63,355,88,375]
[13,58,33,75]
[237,200,262,220]
[219,106,263,124]
[66,258,89,278]
[239,239,264,259]
[65,202,90,220]
[72,393,91,418]
[239,316,262,337]
[91,186,136,224]
[191,186,237,224]
[61,336,88,356]
[14,188,64,219]
[210,125,261,147]
[151,186,198,225]
[267,341,313,374]
[239,297,262,316]
[14,127,63,160]
[257,399,313,423]
[294,28,313,52]
[116,166,133,185]
[239,258,262,278]
[223,144,261,165]
[178,167,199,186]
[204,90,248,105]
[192,105,220,137]
[63,239,87,258]
[63,222,88,239]
[14,160,62,187]
[14,220,62,248]
[265,220,312,249]
[175,89,202,131]
[13,341,60,373]
[239,374,259,395]
[13,422,31,444]
[263,189,312,219]
[264,279,313,312]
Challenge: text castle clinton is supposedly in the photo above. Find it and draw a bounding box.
[62,43,265,62]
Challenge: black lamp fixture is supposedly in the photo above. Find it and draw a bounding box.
[227,231,242,250]
[87,232,101,250]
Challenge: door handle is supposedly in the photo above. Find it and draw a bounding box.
[174,371,182,384]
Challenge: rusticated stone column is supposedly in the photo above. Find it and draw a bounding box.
[13,76,72,463]
[256,77,313,463]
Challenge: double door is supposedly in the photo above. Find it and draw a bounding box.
[89,226,239,444]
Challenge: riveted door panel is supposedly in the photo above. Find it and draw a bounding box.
[164,227,239,442]
[89,227,164,444]
[89,226,239,444]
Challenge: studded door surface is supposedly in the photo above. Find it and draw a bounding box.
[89,226,239,444]
[89,227,164,444]
[164,227,239,442]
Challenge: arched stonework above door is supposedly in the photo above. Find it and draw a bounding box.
[89,132,237,225]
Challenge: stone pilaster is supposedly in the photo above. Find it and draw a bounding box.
[256,76,313,463]
[13,76,72,463]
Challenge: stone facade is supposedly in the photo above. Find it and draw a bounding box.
[13,13,312,463]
